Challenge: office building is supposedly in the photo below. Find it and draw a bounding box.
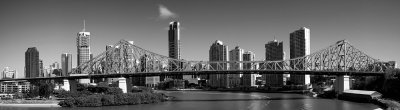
[39,59,44,77]
[167,21,183,80]
[25,47,39,78]
[242,51,256,87]
[0,81,30,93]
[61,53,72,76]
[76,20,91,83]
[168,21,181,61]
[2,67,16,79]
[290,27,311,85]
[77,20,91,67]
[209,40,229,88]
[264,39,284,87]
[228,46,243,88]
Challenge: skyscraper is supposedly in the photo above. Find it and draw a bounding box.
[264,39,284,87]
[168,21,180,60]
[290,27,311,85]
[243,51,256,87]
[77,20,91,67]
[25,47,39,78]
[39,59,44,77]
[229,46,243,88]
[209,40,229,88]
[76,20,91,83]
[167,21,183,80]
[61,53,72,76]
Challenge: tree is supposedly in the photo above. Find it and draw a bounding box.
[39,82,55,98]
[27,86,39,98]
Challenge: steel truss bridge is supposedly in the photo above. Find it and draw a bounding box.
[72,39,387,76]
[0,39,390,82]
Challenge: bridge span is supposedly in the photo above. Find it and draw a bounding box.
[0,39,390,94]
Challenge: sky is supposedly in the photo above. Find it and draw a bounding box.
[0,0,399,78]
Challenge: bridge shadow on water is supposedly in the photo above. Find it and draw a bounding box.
[172,97,315,102]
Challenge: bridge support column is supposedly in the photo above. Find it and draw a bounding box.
[62,79,77,92]
[118,77,132,93]
[335,75,351,94]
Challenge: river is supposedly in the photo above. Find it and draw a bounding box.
[0,91,381,110]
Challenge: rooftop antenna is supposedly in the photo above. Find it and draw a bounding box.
[83,20,86,32]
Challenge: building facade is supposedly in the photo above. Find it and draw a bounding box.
[77,31,91,66]
[76,21,91,83]
[25,47,39,78]
[167,21,183,80]
[264,39,284,87]
[290,27,311,85]
[242,51,256,87]
[61,53,72,76]
[168,21,181,61]
[2,67,16,79]
[209,40,229,88]
[0,81,30,93]
[39,59,44,77]
[228,46,243,88]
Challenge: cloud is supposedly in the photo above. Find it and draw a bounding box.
[158,4,178,20]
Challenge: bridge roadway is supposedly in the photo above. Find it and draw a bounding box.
[0,70,384,82]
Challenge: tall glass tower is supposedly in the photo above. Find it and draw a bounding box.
[76,20,91,83]
[25,47,39,78]
[77,20,91,67]
[166,21,182,80]
[290,27,311,86]
[168,21,180,60]
[61,53,72,76]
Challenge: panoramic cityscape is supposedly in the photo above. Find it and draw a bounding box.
[1,0,400,110]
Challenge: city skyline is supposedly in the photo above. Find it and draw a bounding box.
[1,0,400,78]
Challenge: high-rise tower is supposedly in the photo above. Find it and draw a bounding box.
[264,39,284,87]
[290,27,310,85]
[25,47,39,78]
[209,40,229,88]
[77,20,91,67]
[242,51,256,87]
[76,20,91,83]
[61,53,72,76]
[167,21,182,80]
[228,46,243,88]
[168,21,180,60]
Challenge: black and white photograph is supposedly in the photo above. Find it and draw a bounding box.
[0,0,399,110]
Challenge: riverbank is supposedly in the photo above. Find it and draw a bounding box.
[0,99,60,107]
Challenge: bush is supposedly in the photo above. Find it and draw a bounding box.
[55,90,92,98]
[101,95,115,106]
[58,97,75,107]
[58,85,166,107]
[105,87,123,95]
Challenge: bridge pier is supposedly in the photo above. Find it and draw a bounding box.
[62,79,77,92]
[118,77,132,93]
[334,75,351,94]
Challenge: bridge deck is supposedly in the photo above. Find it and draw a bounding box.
[0,70,384,82]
